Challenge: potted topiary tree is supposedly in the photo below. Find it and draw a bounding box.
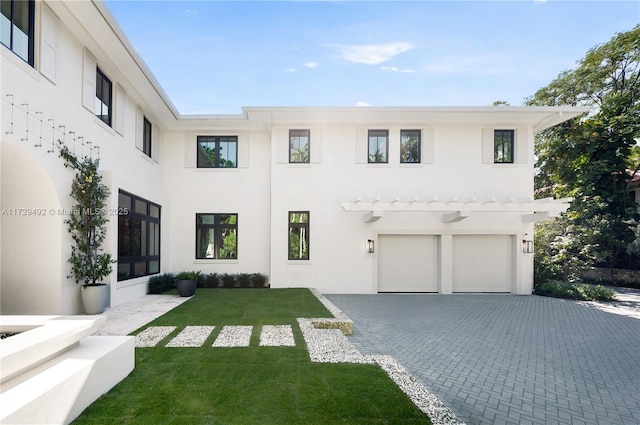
[59,143,115,314]
[175,271,200,297]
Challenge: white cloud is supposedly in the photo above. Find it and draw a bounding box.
[356,101,371,107]
[381,66,416,73]
[184,9,199,16]
[285,68,296,73]
[338,42,415,65]
[304,62,319,69]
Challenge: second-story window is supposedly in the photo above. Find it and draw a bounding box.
[400,130,421,163]
[95,68,112,126]
[143,117,152,158]
[368,130,388,163]
[197,136,238,168]
[1,0,34,65]
[289,129,310,163]
[494,129,514,163]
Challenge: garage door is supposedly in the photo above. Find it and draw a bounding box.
[378,235,439,292]
[452,235,512,292]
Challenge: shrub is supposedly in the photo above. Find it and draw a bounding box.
[199,273,220,288]
[534,281,615,301]
[147,273,176,294]
[236,273,251,287]
[250,273,269,288]
[176,271,201,281]
[221,273,236,288]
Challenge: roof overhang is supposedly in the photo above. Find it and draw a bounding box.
[341,196,571,224]
[243,106,590,133]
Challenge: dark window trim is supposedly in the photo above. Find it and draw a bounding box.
[288,211,310,260]
[143,117,152,158]
[195,213,238,259]
[400,129,421,164]
[117,190,161,281]
[494,129,515,164]
[1,0,35,65]
[96,67,112,127]
[196,135,238,168]
[289,129,310,163]
[368,129,389,164]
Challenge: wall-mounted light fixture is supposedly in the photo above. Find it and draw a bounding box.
[367,239,375,253]
[522,239,533,254]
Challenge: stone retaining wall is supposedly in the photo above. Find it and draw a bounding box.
[582,268,640,285]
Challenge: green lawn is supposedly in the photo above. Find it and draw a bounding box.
[73,289,432,425]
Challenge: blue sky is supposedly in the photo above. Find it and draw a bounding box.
[105,1,639,115]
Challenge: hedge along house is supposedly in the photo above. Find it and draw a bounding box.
[0,0,589,315]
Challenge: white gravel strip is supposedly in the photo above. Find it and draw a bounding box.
[309,288,350,320]
[135,326,176,347]
[166,326,215,347]
[372,355,466,425]
[212,325,253,347]
[298,318,374,364]
[259,325,295,346]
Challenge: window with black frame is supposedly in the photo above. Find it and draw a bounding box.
[368,130,388,163]
[117,191,160,281]
[143,117,152,158]
[196,214,238,259]
[197,136,238,168]
[400,129,421,163]
[289,129,310,163]
[0,0,35,65]
[95,68,112,126]
[494,129,514,163]
[288,211,309,260]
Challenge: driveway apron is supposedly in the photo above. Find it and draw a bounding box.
[327,294,640,425]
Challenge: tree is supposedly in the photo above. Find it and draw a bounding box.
[527,25,640,276]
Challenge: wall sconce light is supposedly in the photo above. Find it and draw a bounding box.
[522,239,534,254]
[367,239,375,253]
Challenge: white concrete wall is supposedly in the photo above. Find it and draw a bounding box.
[162,131,271,276]
[269,125,535,294]
[1,1,168,313]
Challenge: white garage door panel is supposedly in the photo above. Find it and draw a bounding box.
[453,235,512,292]
[378,235,439,292]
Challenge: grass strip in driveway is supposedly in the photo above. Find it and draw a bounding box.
[72,289,432,425]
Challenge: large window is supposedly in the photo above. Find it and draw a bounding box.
[289,129,310,163]
[197,136,238,168]
[196,214,238,259]
[368,130,388,163]
[118,191,161,281]
[1,0,34,65]
[143,117,152,158]
[95,68,112,126]
[400,130,421,163]
[494,129,514,163]
[288,211,309,260]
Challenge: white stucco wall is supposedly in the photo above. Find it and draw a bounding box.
[1,1,169,313]
[268,125,536,294]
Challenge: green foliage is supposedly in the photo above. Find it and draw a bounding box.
[534,281,615,301]
[58,143,114,285]
[527,25,640,270]
[176,270,201,281]
[221,273,236,288]
[147,273,176,294]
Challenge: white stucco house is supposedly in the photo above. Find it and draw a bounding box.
[1,0,589,315]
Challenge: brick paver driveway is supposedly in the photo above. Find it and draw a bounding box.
[327,294,640,425]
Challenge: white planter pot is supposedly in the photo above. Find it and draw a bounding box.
[81,284,110,314]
